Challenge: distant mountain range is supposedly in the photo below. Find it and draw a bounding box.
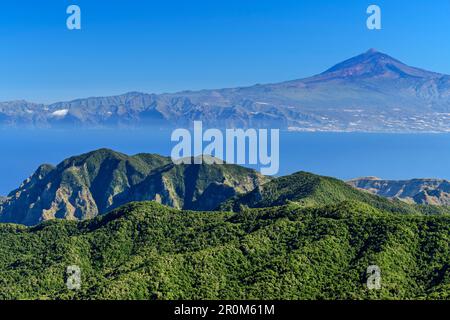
[2,49,450,132]
[348,177,450,206]
[1,149,449,226]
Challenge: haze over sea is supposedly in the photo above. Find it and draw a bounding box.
[0,128,449,196]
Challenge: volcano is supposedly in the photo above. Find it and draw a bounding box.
[1,49,450,132]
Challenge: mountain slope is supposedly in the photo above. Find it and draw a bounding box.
[318,48,440,79]
[0,149,268,225]
[220,171,450,215]
[0,201,449,299]
[2,49,450,132]
[348,177,450,206]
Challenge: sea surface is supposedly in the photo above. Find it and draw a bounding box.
[1,128,449,195]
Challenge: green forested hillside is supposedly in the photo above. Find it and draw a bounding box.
[0,149,268,225]
[0,201,449,300]
[220,171,450,215]
[1,156,449,300]
[2,150,448,227]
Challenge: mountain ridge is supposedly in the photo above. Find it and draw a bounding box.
[219,171,450,216]
[2,49,450,132]
[2,149,448,226]
[0,148,269,225]
[348,177,450,206]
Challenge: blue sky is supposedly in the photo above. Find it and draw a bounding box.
[1,0,449,103]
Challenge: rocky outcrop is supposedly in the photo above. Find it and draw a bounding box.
[348,177,450,206]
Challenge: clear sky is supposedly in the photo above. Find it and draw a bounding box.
[1,0,449,103]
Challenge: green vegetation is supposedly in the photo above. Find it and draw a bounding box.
[1,155,449,300]
[0,149,268,225]
[0,200,449,300]
[220,171,450,215]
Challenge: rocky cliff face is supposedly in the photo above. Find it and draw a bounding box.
[348,177,450,206]
[0,149,269,225]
